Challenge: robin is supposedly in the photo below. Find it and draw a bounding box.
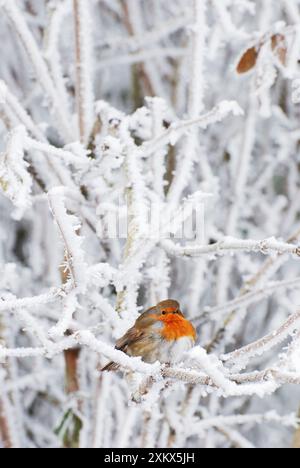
[102,299,197,371]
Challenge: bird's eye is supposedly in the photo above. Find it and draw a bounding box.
[161,311,166,315]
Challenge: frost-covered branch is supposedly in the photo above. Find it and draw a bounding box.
[45,0,72,118]
[199,276,300,321]
[0,81,45,141]
[0,289,60,313]
[142,101,244,158]
[222,310,300,371]
[162,237,300,258]
[75,330,160,374]
[48,187,87,289]
[0,126,32,219]
[73,0,95,143]
[1,0,300,449]
[193,411,299,434]
[26,137,88,168]
[0,0,73,141]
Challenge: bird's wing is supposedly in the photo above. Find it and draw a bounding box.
[102,327,146,372]
[115,326,145,352]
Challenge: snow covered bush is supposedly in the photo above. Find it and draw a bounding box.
[1,0,300,449]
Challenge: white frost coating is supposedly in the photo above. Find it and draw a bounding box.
[142,100,244,158]
[0,0,73,142]
[185,347,273,397]
[161,236,300,258]
[0,289,59,313]
[44,0,72,117]
[48,289,79,338]
[0,0,300,449]
[193,411,299,434]
[146,97,168,200]
[188,346,237,394]
[200,276,300,321]
[73,0,95,144]
[0,126,32,219]
[0,80,46,142]
[188,0,207,117]
[48,187,87,289]
[26,137,88,168]
[75,330,161,375]
[222,310,300,371]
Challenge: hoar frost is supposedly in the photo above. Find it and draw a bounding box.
[1,0,300,450]
[0,126,32,219]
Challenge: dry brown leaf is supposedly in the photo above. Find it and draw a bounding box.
[271,33,287,66]
[237,46,259,74]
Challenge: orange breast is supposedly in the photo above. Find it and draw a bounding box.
[160,315,197,342]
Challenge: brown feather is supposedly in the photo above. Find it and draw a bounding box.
[101,326,150,372]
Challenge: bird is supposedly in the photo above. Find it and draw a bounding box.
[102,299,197,371]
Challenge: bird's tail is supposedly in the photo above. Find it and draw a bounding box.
[101,361,120,372]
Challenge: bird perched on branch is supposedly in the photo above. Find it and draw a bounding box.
[102,299,197,371]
